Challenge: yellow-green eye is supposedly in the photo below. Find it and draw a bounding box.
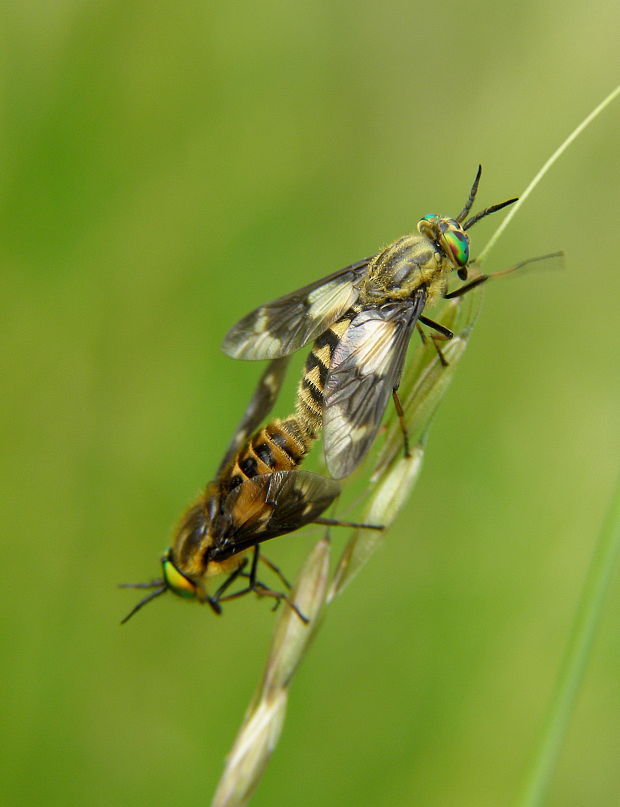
[443,227,469,267]
[162,552,197,599]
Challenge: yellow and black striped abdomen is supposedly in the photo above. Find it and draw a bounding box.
[226,315,352,491]
[227,418,309,487]
[295,317,351,439]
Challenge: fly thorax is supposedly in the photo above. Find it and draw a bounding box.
[172,500,211,572]
[204,531,234,563]
[424,269,450,304]
[360,232,442,302]
[205,484,221,521]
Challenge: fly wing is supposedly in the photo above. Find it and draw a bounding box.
[323,290,426,479]
[210,470,341,558]
[215,357,290,478]
[221,257,372,360]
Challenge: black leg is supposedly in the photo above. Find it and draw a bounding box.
[418,315,454,339]
[253,586,309,623]
[249,545,260,585]
[444,252,562,301]
[260,554,292,589]
[212,558,249,601]
[391,389,411,459]
[118,579,165,590]
[120,585,168,625]
[205,596,223,616]
[218,583,309,624]
[313,516,384,531]
[444,273,489,299]
[418,316,453,366]
[431,334,450,367]
[216,586,254,604]
[212,547,308,623]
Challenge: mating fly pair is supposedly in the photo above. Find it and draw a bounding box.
[121,166,517,623]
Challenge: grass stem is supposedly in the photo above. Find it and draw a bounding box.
[517,473,620,807]
[477,84,620,265]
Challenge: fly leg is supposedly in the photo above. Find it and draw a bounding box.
[313,517,384,530]
[392,388,411,457]
[208,557,252,614]
[445,252,563,300]
[444,273,488,299]
[418,315,454,367]
[260,554,292,589]
[250,586,309,623]
[218,547,309,623]
[119,584,168,624]
[119,579,164,590]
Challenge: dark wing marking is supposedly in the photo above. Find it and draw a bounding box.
[323,290,427,479]
[221,257,373,360]
[216,357,290,478]
[209,470,341,558]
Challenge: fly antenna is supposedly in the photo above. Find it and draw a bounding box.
[119,582,167,624]
[463,196,518,231]
[456,164,482,223]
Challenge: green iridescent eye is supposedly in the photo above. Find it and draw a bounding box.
[162,552,198,599]
[443,227,469,266]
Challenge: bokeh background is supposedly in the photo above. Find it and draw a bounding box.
[2,2,619,805]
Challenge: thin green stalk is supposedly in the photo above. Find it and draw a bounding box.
[477,84,620,265]
[517,474,620,807]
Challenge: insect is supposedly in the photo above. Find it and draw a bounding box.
[120,357,377,624]
[223,166,518,479]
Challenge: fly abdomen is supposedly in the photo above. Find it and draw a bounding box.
[265,420,308,465]
[295,317,351,439]
[228,418,309,486]
[227,316,352,492]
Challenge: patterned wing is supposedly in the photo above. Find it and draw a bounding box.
[221,257,372,360]
[216,357,290,478]
[209,470,341,558]
[323,291,427,479]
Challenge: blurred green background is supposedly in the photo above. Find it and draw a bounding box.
[2,2,619,805]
